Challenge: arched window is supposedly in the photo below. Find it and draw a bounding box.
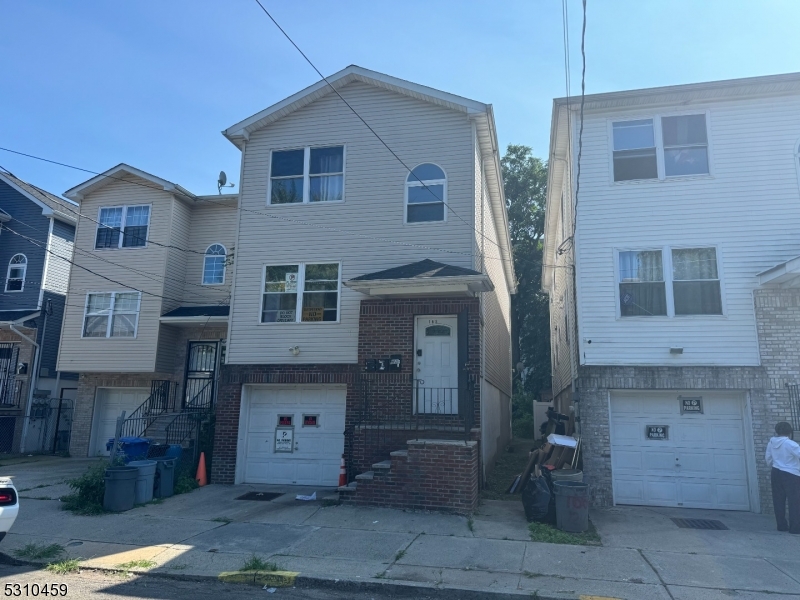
[202,244,226,285]
[5,254,27,292]
[406,163,446,223]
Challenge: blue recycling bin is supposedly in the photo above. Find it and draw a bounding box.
[106,437,151,463]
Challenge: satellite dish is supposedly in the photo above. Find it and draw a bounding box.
[217,171,235,194]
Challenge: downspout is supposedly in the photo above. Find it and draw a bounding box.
[13,316,41,454]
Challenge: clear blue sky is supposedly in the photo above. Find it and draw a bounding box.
[2,0,800,197]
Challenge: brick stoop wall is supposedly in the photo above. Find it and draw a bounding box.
[339,439,479,514]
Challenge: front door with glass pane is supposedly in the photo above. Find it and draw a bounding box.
[184,342,218,409]
[414,316,458,414]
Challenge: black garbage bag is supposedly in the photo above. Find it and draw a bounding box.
[521,475,552,523]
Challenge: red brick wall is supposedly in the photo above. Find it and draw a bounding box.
[345,439,480,514]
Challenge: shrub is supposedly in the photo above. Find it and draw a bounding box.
[61,464,106,514]
[173,473,199,495]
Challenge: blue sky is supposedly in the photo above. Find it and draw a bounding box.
[2,0,800,197]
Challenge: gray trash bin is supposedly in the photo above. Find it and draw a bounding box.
[103,466,138,512]
[154,458,176,498]
[554,481,589,533]
[128,460,157,504]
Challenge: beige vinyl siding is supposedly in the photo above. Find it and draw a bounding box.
[478,158,512,397]
[162,198,191,314]
[550,172,576,396]
[57,174,170,373]
[43,219,75,295]
[574,93,800,366]
[182,200,237,304]
[227,81,476,365]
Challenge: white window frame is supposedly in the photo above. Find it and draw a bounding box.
[4,254,27,293]
[94,204,152,250]
[607,110,713,184]
[267,145,346,206]
[81,291,142,339]
[202,243,227,286]
[258,262,342,325]
[404,162,448,225]
[613,245,725,319]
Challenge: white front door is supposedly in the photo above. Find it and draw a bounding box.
[415,315,458,414]
[239,385,346,486]
[610,391,751,510]
[90,388,150,456]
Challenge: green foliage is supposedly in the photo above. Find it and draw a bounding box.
[528,521,601,546]
[501,145,551,399]
[174,473,199,495]
[61,464,106,515]
[481,438,536,501]
[239,555,278,572]
[116,559,156,570]
[45,559,81,574]
[14,543,64,560]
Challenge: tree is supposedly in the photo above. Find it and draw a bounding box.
[501,145,551,400]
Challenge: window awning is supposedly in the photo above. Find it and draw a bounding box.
[345,259,493,297]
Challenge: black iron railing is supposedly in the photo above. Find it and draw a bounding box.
[119,380,177,439]
[345,372,475,482]
[0,380,24,407]
[788,384,800,432]
[165,379,215,446]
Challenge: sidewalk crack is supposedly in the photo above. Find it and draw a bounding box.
[764,556,800,585]
[638,549,675,600]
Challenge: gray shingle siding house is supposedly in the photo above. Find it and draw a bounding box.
[0,170,78,453]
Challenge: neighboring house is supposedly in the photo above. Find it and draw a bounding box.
[0,170,78,454]
[543,72,800,514]
[58,66,515,513]
[57,165,237,458]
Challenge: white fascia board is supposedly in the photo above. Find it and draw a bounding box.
[346,274,493,296]
[159,315,229,324]
[0,172,57,219]
[1,311,41,325]
[64,163,196,201]
[757,256,800,286]
[222,65,488,146]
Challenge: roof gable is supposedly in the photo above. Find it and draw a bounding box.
[64,163,195,202]
[0,171,78,224]
[222,65,488,146]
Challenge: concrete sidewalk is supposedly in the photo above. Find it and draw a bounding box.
[2,460,800,599]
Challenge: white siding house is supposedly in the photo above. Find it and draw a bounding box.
[543,72,800,513]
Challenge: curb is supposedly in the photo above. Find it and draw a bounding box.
[0,551,610,600]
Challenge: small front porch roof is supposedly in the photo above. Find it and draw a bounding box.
[160,305,229,325]
[0,310,40,325]
[345,259,493,297]
[757,256,800,287]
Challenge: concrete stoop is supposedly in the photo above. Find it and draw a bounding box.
[337,440,478,514]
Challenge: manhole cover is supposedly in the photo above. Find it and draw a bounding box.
[235,492,283,501]
[671,518,728,530]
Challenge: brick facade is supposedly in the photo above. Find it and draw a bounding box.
[342,439,479,514]
[574,288,799,513]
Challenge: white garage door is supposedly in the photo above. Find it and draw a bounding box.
[239,385,346,486]
[91,388,150,456]
[610,391,751,511]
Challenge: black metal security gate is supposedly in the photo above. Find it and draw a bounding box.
[0,344,20,407]
[0,397,74,455]
[788,383,800,431]
[183,342,218,410]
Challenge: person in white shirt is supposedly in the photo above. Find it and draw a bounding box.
[765,422,800,534]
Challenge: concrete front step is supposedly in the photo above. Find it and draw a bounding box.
[337,481,357,493]
[355,471,374,481]
[372,460,391,471]
[390,449,408,458]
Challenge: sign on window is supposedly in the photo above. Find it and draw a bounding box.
[302,307,324,321]
[285,272,298,292]
[277,310,296,322]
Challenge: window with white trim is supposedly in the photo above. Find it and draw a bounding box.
[617,247,722,317]
[83,292,141,338]
[5,254,26,292]
[269,146,344,204]
[261,263,340,323]
[202,244,226,285]
[611,114,710,181]
[406,163,446,223]
[95,205,151,249]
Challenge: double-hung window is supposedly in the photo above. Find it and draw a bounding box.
[269,146,344,204]
[202,244,227,285]
[5,254,27,293]
[261,263,340,323]
[406,163,447,223]
[95,205,150,249]
[617,247,722,317]
[83,292,141,338]
[611,114,710,181]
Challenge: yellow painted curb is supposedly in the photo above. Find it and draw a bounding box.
[218,570,299,587]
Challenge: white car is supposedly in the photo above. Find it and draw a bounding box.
[0,479,18,542]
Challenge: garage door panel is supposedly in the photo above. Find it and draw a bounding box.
[610,392,751,511]
[241,385,346,486]
[92,388,150,456]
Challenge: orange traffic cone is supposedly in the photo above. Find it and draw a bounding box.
[196,451,208,487]
[338,455,347,487]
